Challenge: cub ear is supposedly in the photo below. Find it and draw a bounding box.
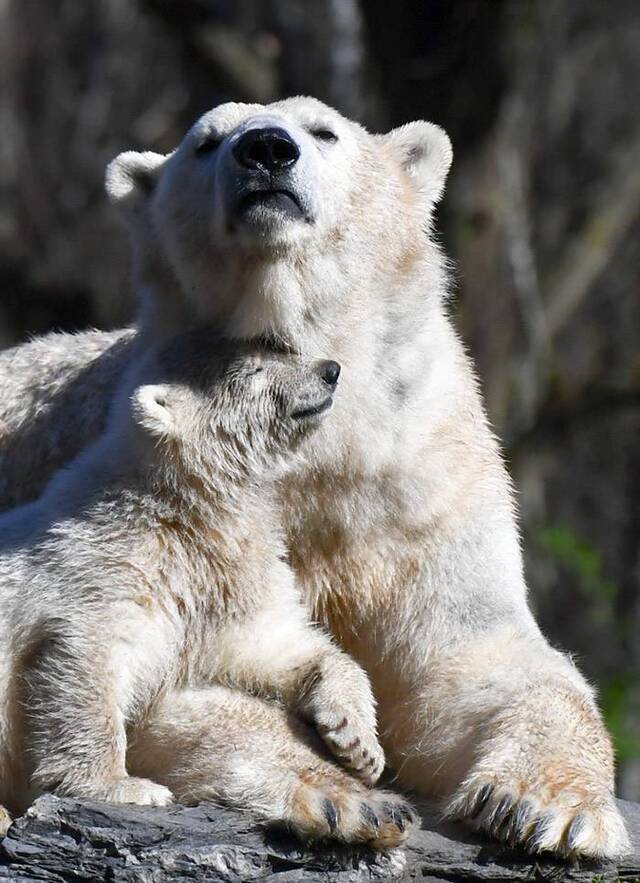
[382,121,453,206]
[105,150,166,218]
[131,384,177,439]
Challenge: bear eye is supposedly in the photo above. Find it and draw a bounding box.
[311,128,338,144]
[195,136,223,156]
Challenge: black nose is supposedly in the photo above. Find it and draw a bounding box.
[233,127,300,172]
[318,360,341,388]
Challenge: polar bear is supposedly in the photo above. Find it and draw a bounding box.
[0,328,415,848]
[0,97,629,858]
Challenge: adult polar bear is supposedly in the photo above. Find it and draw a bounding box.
[0,97,628,858]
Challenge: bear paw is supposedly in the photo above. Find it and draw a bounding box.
[289,779,417,849]
[0,805,11,837]
[83,776,174,807]
[446,776,630,860]
[314,710,385,787]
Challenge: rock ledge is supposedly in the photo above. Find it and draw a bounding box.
[0,795,639,881]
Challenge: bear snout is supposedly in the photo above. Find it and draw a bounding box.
[233,127,300,173]
[317,360,341,390]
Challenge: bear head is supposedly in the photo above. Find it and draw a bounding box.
[128,328,340,488]
[106,97,452,346]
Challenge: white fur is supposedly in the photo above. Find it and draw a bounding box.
[0,332,413,847]
[0,96,629,858]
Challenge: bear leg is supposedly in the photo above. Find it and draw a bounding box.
[128,685,416,849]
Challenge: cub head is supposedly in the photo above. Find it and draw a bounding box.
[129,328,340,486]
[105,96,452,340]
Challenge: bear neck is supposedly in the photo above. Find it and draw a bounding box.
[62,424,276,531]
[147,448,277,508]
[133,229,446,360]
[128,225,461,483]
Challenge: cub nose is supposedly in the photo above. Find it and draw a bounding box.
[233,127,300,172]
[318,360,341,388]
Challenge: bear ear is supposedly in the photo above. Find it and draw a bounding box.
[105,150,166,217]
[382,121,453,206]
[131,384,178,439]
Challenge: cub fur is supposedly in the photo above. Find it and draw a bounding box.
[0,329,414,848]
[0,97,628,858]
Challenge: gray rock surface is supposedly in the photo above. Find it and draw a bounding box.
[0,795,639,882]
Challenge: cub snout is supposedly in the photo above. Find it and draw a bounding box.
[290,360,341,422]
[317,360,341,389]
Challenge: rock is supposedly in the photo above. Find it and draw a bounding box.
[0,795,638,882]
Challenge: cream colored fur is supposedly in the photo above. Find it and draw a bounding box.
[0,329,414,847]
[0,96,629,858]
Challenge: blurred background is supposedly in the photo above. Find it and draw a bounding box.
[1,0,639,796]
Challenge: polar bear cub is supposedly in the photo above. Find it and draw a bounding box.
[0,328,414,846]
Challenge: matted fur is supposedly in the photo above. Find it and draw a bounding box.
[0,96,629,858]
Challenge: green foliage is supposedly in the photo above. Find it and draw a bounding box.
[601,674,640,762]
[591,879,640,883]
[590,877,640,883]
[537,524,617,620]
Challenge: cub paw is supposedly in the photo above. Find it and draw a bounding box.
[87,776,174,807]
[290,778,417,850]
[315,711,385,787]
[446,776,630,860]
[0,805,11,837]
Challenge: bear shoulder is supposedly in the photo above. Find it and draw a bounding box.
[0,327,137,511]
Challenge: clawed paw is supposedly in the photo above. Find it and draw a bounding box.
[315,713,385,787]
[447,778,630,860]
[290,779,417,849]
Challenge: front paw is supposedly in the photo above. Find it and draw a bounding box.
[446,775,630,860]
[299,655,385,785]
[313,709,385,787]
[0,805,11,837]
[290,778,417,849]
[65,776,174,807]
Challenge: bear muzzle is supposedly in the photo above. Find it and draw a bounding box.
[233,127,300,173]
